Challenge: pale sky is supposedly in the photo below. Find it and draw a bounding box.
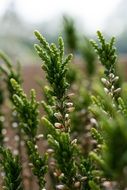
[0,0,121,32]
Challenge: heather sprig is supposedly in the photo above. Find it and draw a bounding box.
[42,118,79,189]
[10,78,48,189]
[0,51,22,101]
[91,31,121,100]
[27,140,48,189]
[90,104,127,189]
[63,15,78,53]
[10,78,39,139]
[34,30,73,133]
[81,37,96,77]
[90,31,116,76]
[34,30,72,100]
[34,31,80,189]
[0,146,23,190]
[90,32,127,190]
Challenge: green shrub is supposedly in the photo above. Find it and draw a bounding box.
[0,30,127,190]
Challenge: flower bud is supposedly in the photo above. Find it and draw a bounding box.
[108,92,113,97]
[56,185,65,190]
[109,73,114,79]
[28,163,33,167]
[114,88,121,94]
[104,88,109,94]
[53,172,58,177]
[112,76,119,83]
[35,145,38,149]
[54,112,62,120]
[66,102,73,107]
[71,139,77,145]
[90,118,97,126]
[47,148,54,154]
[36,134,44,140]
[101,78,110,86]
[81,176,87,181]
[67,107,75,112]
[65,113,69,119]
[111,85,114,91]
[74,181,80,188]
[54,123,63,129]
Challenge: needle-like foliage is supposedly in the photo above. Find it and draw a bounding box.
[0,51,22,101]
[34,30,81,189]
[10,78,48,189]
[0,147,23,190]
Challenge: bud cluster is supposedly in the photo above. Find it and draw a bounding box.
[101,73,121,99]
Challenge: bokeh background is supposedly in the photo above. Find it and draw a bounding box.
[0,0,127,64]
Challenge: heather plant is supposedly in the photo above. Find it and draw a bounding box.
[90,31,127,190]
[0,51,22,101]
[80,37,96,78]
[34,30,81,189]
[0,146,23,190]
[10,78,47,189]
[0,29,127,190]
[0,51,27,186]
[63,15,78,53]
[90,31,121,100]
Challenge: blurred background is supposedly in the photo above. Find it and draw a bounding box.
[0,0,127,64]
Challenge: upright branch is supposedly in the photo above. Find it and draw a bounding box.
[0,147,23,190]
[34,30,73,132]
[91,31,121,100]
[10,79,48,189]
[80,37,96,77]
[63,15,78,53]
[34,30,80,189]
[0,51,22,101]
[89,31,127,190]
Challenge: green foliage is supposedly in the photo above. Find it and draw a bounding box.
[91,31,117,76]
[0,87,4,145]
[89,180,101,190]
[10,79,39,139]
[91,31,121,101]
[34,30,72,100]
[35,31,81,189]
[42,118,78,189]
[9,78,48,189]
[27,141,48,189]
[1,29,127,190]
[0,51,22,101]
[63,15,78,52]
[0,147,23,190]
[81,37,96,76]
[0,87,4,106]
[90,31,127,190]
[34,30,73,133]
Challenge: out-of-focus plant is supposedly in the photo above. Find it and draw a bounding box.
[63,15,78,53]
[80,37,96,78]
[0,146,23,190]
[0,79,4,146]
[89,31,127,190]
[0,51,22,101]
